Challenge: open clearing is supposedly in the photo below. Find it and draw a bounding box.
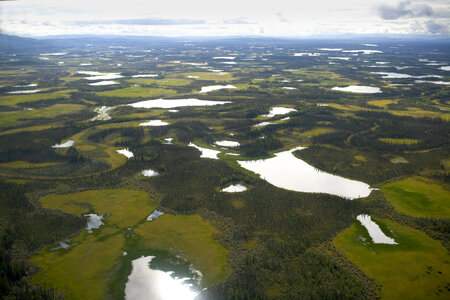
[382,176,450,218]
[334,217,450,299]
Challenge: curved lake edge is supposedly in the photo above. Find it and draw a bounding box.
[236,146,372,200]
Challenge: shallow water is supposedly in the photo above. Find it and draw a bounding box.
[253,121,276,127]
[318,48,342,51]
[52,140,74,148]
[342,49,382,54]
[91,106,114,121]
[188,143,220,159]
[8,89,41,94]
[14,83,37,87]
[214,140,240,147]
[221,183,247,193]
[238,147,372,199]
[357,214,398,244]
[84,213,104,232]
[213,56,236,60]
[262,107,297,117]
[139,120,169,126]
[199,85,236,93]
[372,72,442,79]
[129,98,230,109]
[294,53,320,56]
[415,80,450,85]
[147,210,164,221]
[132,74,158,78]
[125,255,200,300]
[116,148,134,158]
[332,86,382,94]
[141,169,159,177]
[88,80,119,86]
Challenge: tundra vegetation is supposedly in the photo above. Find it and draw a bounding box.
[0,34,448,299]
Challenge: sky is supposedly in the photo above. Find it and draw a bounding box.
[0,0,449,37]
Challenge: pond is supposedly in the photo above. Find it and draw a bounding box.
[8,90,41,94]
[221,183,247,193]
[52,140,74,148]
[199,85,236,93]
[237,147,372,199]
[357,214,398,245]
[141,169,159,177]
[129,98,231,109]
[332,86,382,94]
[125,254,201,300]
[132,74,158,78]
[84,213,104,232]
[88,80,119,86]
[139,120,169,126]
[116,148,134,158]
[214,140,240,147]
[188,143,220,159]
[147,210,164,221]
[262,106,297,117]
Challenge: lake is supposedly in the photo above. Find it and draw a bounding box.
[188,143,220,159]
[129,98,231,109]
[332,86,382,94]
[237,147,372,199]
[125,255,201,300]
[357,214,397,244]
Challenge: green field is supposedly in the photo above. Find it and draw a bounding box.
[0,89,76,106]
[39,189,154,227]
[96,86,177,98]
[379,138,419,145]
[33,189,229,299]
[0,104,85,126]
[134,214,230,287]
[334,218,450,299]
[382,176,450,218]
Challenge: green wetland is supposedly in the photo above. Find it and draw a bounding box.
[0,34,449,299]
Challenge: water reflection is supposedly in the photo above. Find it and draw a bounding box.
[238,147,372,199]
[125,255,201,300]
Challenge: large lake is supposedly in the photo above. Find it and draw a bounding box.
[238,147,372,199]
[129,98,231,109]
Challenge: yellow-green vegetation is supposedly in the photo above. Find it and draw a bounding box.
[334,218,450,299]
[0,89,76,106]
[32,233,124,300]
[96,86,177,98]
[354,155,367,162]
[128,78,191,86]
[0,161,60,168]
[40,189,153,227]
[301,128,335,137]
[69,123,141,170]
[441,158,450,170]
[382,176,450,218]
[0,124,63,136]
[390,107,450,121]
[181,72,234,81]
[379,138,419,145]
[0,104,86,126]
[33,189,154,299]
[284,69,358,86]
[134,214,229,286]
[367,100,397,108]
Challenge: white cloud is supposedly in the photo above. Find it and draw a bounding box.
[0,0,448,36]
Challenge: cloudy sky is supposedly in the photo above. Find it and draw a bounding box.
[0,0,449,37]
